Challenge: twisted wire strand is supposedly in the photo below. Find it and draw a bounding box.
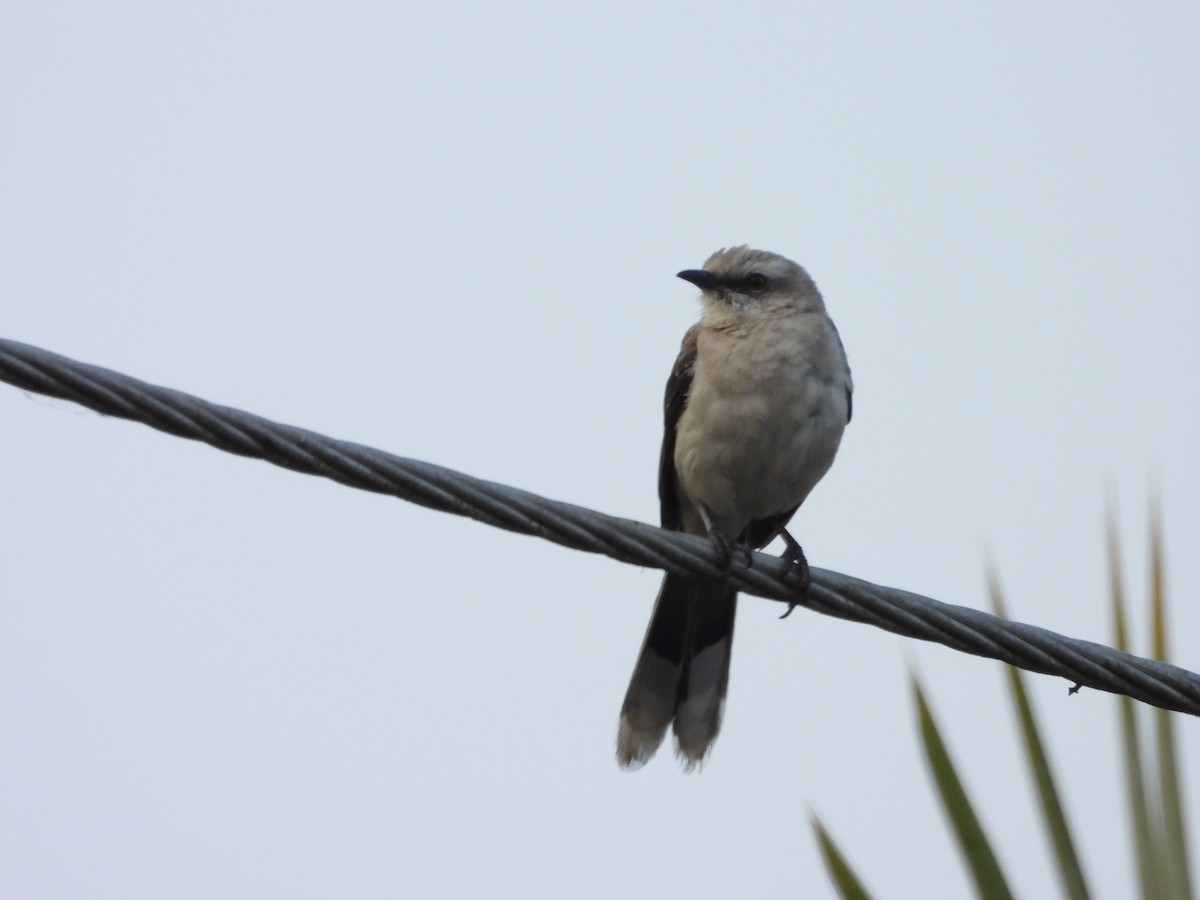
[4,337,1198,715]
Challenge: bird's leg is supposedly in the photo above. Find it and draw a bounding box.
[695,503,752,578]
[769,518,810,618]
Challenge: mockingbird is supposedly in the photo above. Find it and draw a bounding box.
[616,246,853,771]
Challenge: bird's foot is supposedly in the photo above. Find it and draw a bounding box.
[775,527,811,619]
[705,529,753,572]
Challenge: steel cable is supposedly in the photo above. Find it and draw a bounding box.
[4,337,1197,715]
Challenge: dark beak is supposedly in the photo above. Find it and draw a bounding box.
[676,269,722,292]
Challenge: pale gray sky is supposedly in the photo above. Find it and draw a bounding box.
[3,3,1199,897]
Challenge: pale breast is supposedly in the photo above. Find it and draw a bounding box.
[673,314,849,536]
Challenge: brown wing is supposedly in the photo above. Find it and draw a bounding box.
[657,324,699,531]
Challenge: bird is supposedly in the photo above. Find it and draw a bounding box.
[616,246,852,771]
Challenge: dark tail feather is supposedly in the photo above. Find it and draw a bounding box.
[617,575,737,770]
[672,580,737,769]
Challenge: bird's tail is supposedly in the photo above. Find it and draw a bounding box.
[616,575,737,770]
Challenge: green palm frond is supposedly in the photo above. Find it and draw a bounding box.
[816,495,1193,898]
[810,812,875,900]
[988,569,1090,900]
[1121,497,1192,900]
[912,674,1015,899]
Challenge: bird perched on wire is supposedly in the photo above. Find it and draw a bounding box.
[616,246,853,771]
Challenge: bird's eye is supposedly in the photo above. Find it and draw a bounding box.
[745,273,768,291]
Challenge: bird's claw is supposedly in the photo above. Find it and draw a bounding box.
[777,534,810,619]
[705,530,753,572]
[735,543,754,569]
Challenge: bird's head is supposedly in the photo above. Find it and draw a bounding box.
[677,246,823,317]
